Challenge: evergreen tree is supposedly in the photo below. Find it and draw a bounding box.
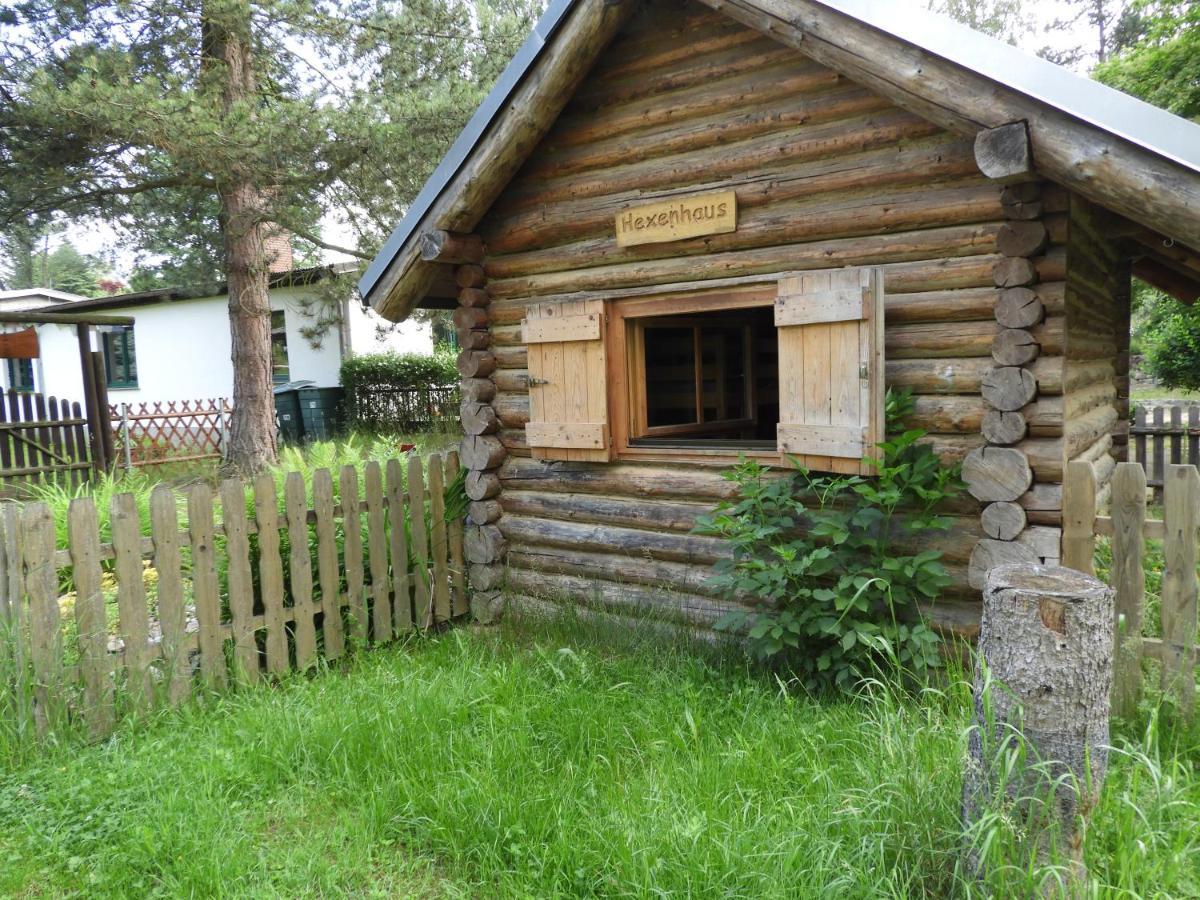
[0,0,539,472]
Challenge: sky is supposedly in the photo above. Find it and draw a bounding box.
[59,0,1106,282]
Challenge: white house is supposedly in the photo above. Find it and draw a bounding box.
[0,266,432,407]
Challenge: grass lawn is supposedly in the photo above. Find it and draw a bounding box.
[0,620,1197,898]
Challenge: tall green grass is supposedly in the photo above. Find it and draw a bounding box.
[0,618,1195,897]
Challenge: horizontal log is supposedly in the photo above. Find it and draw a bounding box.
[420,230,483,264]
[456,265,486,289]
[993,257,1037,287]
[981,501,1026,540]
[464,524,506,565]
[996,221,1048,258]
[967,538,1039,590]
[484,135,980,254]
[458,287,490,308]
[982,410,1026,445]
[886,316,1061,360]
[909,395,984,434]
[461,402,499,436]
[500,514,728,565]
[886,354,1063,396]
[452,307,488,330]
[981,366,1038,411]
[992,328,1039,366]
[456,328,490,351]
[1065,404,1119,459]
[994,287,1044,328]
[457,350,496,379]
[468,563,505,592]
[974,121,1033,183]
[467,499,503,526]
[460,378,496,403]
[502,489,714,532]
[509,544,737,601]
[963,446,1033,501]
[460,434,507,471]
[465,470,501,501]
[501,107,941,212]
[487,224,1003,299]
[486,182,1004,281]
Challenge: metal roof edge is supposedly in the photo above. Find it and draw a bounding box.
[357,0,579,305]
[812,0,1200,175]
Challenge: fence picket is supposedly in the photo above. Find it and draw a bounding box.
[23,502,62,736]
[111,492,152,708]
[312,468,344,659]
[428,454,451,624]
[68,497,113,736]
[408,455,432,630]
[1110,463,1146,718]
[188,484,226,691]
[220,478,259,682]
[340,466,369,643]
[0,503,27,727]
[1161,464,1200,717]
[1152,407,1165,485]
[1190,406,1200,469]
[150,485,190,705]
[445,450,468,618]
[386,459,412,631]
[364,462,392,643]
[254,474,289,675]
[285,472,318,669]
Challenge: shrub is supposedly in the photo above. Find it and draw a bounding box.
[1139,294,1200,392]
[339,346,458,393]
[695,390,962,690]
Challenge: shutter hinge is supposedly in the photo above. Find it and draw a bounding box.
[859,362,869,381]
[529,377,551,387]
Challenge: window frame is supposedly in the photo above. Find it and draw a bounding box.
[102,325,138,390]
[271,309,290,384]
[6,358,35,393]
[606,284,780,464]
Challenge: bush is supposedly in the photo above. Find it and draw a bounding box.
[340,345,458,392]
[1139,293,1200,392]
[695,390,961,690]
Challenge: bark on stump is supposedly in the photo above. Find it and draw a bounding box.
[963,564,1114,889]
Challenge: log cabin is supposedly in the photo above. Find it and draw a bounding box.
[359,0,1200,638]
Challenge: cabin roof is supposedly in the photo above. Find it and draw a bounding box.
[360,0,1200,321]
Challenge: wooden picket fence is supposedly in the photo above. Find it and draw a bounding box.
[0,451,466,741]
[0,390,94,490]
[1064,459,1200,720]
[1131,403,1200,489]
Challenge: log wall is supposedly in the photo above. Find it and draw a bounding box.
[461,0,1075,636]
[1063,195,1127,510]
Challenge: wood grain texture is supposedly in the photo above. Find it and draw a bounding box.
[69,498,113,735]
[253,473,289,675]
[285,472,318,669]
[151,485,190,702]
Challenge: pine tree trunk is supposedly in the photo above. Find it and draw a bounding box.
[204,2,277,475]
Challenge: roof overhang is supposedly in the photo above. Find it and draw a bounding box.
[360,0,1200,321]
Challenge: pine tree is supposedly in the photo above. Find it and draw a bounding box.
[0,0,538,472]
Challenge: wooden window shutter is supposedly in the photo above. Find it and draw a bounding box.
[775,267,884,475]
[521,299,611,462]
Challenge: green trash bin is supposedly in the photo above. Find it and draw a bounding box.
[274,380,314,445]
[298,387,345,442]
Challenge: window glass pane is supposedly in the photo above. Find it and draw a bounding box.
[271,310,289,383]
[700,325,746,422]
[103,326,137,387]
[7,358,34,392]
[643,326,696,427]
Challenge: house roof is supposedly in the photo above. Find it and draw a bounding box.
[0,287,89,306]
[58,263,356,314]
[360,0,1200,321]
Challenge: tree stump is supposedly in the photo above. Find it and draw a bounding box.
[963,564,1114,887]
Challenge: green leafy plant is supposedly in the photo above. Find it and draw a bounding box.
[695,390,962,689]
[339,347,458,394]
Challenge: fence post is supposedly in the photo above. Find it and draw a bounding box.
[1110,463,1146,718]
[219,398,230,461]
[1062,460,1096,575]
[1161,464,1200,719]
[120,403,133,472]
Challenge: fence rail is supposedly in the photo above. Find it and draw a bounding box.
[112,398,231,470]
[0,390,93,490]
[1064,459,1200,720]
[1132,404,1200,489]
[0,451,466,741]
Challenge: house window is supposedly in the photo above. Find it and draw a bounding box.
[521,269,885,474]
[102,326,138,389]
[271,310,290,383]
[6,358,35,393]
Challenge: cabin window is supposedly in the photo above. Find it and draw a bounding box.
[6,359,35,393]
[626,304,777,451]
[271,310,290,383]
[520,268,884,473]
[101,325,138,389]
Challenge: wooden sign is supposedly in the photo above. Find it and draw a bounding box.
[0,328,39,359]
[615,189,737,247]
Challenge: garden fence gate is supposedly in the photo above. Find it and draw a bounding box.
[0,390,94,491]
[0,451,466,741]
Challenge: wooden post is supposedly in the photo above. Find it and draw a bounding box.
[964,564,1114,885]
[120,403,133,471]
[76,324,105,476]
[1161,464,1200,717]
[1062,460,1097,575]
[91,350,115,471]
[1110,462,1146,718]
